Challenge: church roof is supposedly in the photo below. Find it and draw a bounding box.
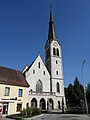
[48,6,57,42]
[22,57,36,75]
[0,66,29,87]
[23,53,50,75]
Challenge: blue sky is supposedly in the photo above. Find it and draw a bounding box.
[0,0,90,87]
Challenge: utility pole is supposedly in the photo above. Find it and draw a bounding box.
[81,60,88,114]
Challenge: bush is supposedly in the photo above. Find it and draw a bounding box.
[21,108,26,117]
[20,107,41,118]
[31,107,41,116]
[67,106,83,114]
[26,107,32,117]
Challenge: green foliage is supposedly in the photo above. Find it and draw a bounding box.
[74,77,84,99]
[31,107,41,116]
[68,83,79,104]
[86,82,90,103]
[21,108,26,117]
[26,107,32,117]
[20,107,41,118]
[66,77,84,107]
[7,107,41,120]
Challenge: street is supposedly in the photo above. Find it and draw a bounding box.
[2,114,90,120]
[28,114,90,120]
[31,114,90,120]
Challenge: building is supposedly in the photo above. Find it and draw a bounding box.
[0,66,29,115]
[23,7,66,111]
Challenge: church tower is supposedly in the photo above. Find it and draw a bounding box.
[45,7,65,97]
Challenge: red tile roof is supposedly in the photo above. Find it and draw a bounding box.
[0,66,29,87]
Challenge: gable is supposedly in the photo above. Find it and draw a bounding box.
[23,54,50,77]
[23,53,50,92]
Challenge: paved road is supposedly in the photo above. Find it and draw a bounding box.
[1,117,11,120]
[28,114,90,120]
[1,114,90,120]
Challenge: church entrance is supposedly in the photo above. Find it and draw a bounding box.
[58,101,61,109]
[31,98,37,107]
[40,98,46,110]
[47,98,54,110]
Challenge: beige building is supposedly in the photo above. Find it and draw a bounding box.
[0,66,29,115]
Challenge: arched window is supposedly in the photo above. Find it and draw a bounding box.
[36,80,43,93]
[57,48,59,56]
[56,82,60,93]
[53,48,56,55]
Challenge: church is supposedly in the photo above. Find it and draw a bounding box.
[23,7,65,111]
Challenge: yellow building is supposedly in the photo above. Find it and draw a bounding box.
[0,66,29,115]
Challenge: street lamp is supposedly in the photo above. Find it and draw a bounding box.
[81,60,88,114]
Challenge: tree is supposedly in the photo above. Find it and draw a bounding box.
[73,77,84,104]
[86,82,90,113]
[86,82,90,103]
[68,83,78,105]
[66,77,84,106]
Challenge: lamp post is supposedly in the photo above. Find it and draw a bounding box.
[81,60,88,114]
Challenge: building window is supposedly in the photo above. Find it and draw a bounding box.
[57,48,59,56]
[4,87,10,96]
[56,60,58,64]
[43,71,45,75]
[18,89,23,97]
[56,71,58,75]
[53,48,56,55]
[17,103,22,112]
[33,70,35,74]
[57,82,60,93]
[53,48,59,56]
[58,101,61,109]
[36,80,43,93]
[38,62,40,68]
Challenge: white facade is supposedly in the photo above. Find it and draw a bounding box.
[23,8,66,111]
[49,40,64,96]
[25,54,50,93]
[23,51,65,110]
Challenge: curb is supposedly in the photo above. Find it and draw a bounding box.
[24,114,44,120]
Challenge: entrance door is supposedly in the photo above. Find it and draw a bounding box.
[58,101,61,109]
[48,98,54,109]
[31,98,37,107]
[40,98,46,110]
[2,103,8,114]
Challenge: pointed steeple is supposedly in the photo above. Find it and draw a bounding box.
[48,5,57,42]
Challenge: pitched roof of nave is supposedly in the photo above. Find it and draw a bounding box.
[0,66,29,87]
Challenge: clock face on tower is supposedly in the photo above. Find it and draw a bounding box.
[53,42,58,47]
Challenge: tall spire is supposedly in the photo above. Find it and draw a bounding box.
[48,5,57,41]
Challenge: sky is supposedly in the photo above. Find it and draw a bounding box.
[0,0,90,88]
